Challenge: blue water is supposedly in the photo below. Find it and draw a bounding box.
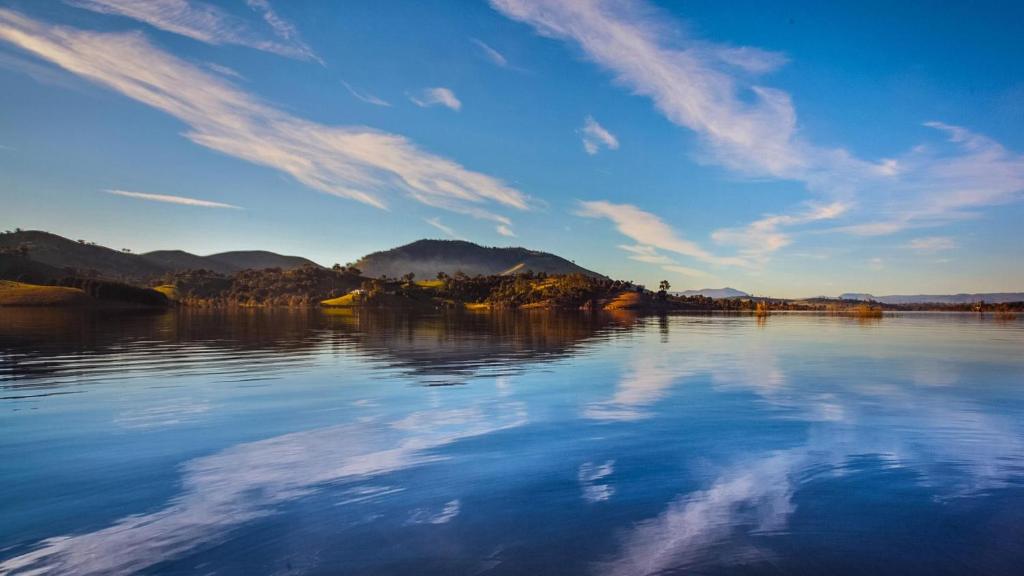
[1,309,1023,575]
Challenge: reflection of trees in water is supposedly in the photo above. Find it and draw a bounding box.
[0,308,332,386]
[0,308,639,386]
[323,309,636,383]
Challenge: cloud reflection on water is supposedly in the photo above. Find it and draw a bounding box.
[2,312,1022,575]
[1,402,526,575]
[593,317,1024,575]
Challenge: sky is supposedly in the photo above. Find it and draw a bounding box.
[1,0,1022,297]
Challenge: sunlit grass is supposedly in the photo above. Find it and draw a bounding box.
[152,284,179,301]
[0,280,90,306]
[320,293,360,307]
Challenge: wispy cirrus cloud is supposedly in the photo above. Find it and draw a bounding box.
[410,87,462,111]
[244,0,307,53]
[68,0,320,62]
[838,123,1024,236]
[204,62,244,80]
[618,244,673,265]
[490,0,817,178]
[581,116,618,155]
[492,0,1024,247]
[618,245,715,280]
[712,201,849,259]
[106,189,240,209]
[0,9,527,235]
[341,80,390,107]
[907,236,956,252]
[661,264,711,278]
[424,217,465,240]
[471,38,508,68]
[577,200,745,268]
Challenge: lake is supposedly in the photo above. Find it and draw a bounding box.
[1,309,1023,575]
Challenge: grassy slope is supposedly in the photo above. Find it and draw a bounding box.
[320,293,359,307]
[152,284,180,301]
[0,280,92,306]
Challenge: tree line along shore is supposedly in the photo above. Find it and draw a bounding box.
[1,265,1020,317]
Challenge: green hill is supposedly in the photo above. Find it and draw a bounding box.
[0,230,322,281]
[140,250,240,275]
[205,251,320,271]
[141,249,320,274]
[355,239,605,280]
[0,230,166,280]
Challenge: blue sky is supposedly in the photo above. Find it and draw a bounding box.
[1,0,1022,297]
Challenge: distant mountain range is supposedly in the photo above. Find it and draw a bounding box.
[0,231,605,282]
[141,249,317,275]
[673,287,1024,304]
[675,287,749,299]
[0,231,318,280]
[3,231,1020,303]
[354,239,605,279]
[839,292,1024,304]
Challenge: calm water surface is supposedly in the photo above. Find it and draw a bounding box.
[1,309,1023,575]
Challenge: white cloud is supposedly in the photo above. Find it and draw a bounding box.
[0,50,89,92]
[492,0,1024,247]
[619,244,673,264]
[410,87,462,111]
[341,80,390,107]
[245,0,306,50]
[907,236,955,252]
[581,115,618,155]
[0,10,526,228]
[661,265,710,278]
[106,189,241,209]
[711,46,789,74]
[204,62,244,80]
[577,200,746,267]
[496,224,516,237]
[711,201,849,259]
[68,0,320,62]
[424,217,464,240]
[840,123,1024,236]
[619,244,715,281]
[471,38,508,68]
[490,0,809,177]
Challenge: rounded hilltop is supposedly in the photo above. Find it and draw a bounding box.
[353,239,606,280]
